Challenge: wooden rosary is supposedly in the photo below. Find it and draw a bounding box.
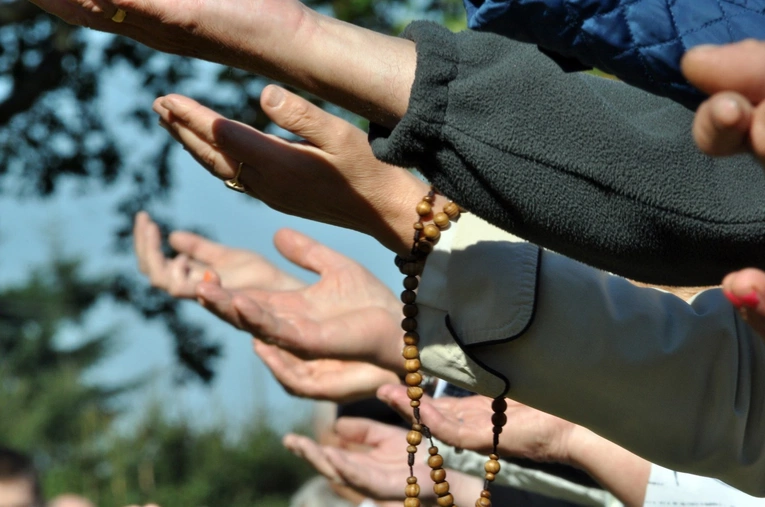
[395,187,508,507]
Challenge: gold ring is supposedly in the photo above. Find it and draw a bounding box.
[111,8,127,23]
[224,162,247,193]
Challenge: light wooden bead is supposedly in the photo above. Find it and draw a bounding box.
[404,335,419,346]
[404,498,421,507]
[401,290,417,304]
[428,446,439,455]
[410,400,420,408]
[406,430,422,445]
[407,445,418,453]
[484,472,495,482]
[406,483,421,498]
[403,304,419,317]
[412,424,423,431]
[434,212,450,229]
[401,317,417,332]
[404,276,419,290]
[443,202,460,219]
[402,345,419,359]
[407,477,418,485]
[436,493,454,506]
[416,201,432,216]
[407,386,424,400]
[413,221,424,231]
[476,498,491,507]
[480,491,491,499]
[433,481,450,496]
[405,359,421,372]
[430,468,446,483]
[423,224,441,241]
[405,372,422,386]
[423,194,435,203]
[484,460,500,474]
[427,454,444,468]
[404,331,419,342]
[489,454,499,461]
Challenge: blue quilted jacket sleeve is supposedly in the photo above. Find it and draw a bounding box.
[463,0,765,109]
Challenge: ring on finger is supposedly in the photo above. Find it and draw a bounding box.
[111,8,127,23]
[224,162,248,193]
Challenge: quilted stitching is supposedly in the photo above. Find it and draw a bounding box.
[465,0,765,109]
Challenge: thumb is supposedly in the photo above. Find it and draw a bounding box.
[273,228,355,276]
[260,84,366,150]
[682,41,765,103]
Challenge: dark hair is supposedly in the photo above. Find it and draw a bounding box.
[0,446,42,505]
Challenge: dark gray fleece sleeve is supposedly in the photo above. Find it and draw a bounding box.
[369,21,765,286]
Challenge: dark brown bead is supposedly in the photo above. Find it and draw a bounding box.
[406,430,422,445]
[491,397,507,412]
[407,386,424,400]
[484,460,500,474]
[491,412,507,428]
[433,212,450,229]
[401,290,417,304]
[406,445,418,453]
[407,476,418,485]
[417,240,434,254]
[413,221,424,230]
[433,481,450,496]
[436,493,454,506]
[402,262,423,276]
[410,400,420,408]
[428,446,439,455]
[404,359,421,372]
[403,304,419,318]
[405,483,421,498]
[401,317,418,332]
[404,498,421,507]
[423,224,441,241]
[443,202,460,219]
[404,276,419,290]
[428,454,444,468]
[416,201,432,216]
[405,372,422,386]
[485,472,495,482]
[402,345,419,359]
[430,468,446,483]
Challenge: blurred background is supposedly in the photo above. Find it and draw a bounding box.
[0,1,466,505]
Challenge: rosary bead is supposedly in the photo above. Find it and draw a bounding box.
[401,262,424,276]
[489,454,499,461]
[443,202,460,219]
[413,221,424,231]
[405,372,423,386]
[416,201,432,216]
[480,491,491,499]
[404,359,421,372]
[428,454,444,468]
[491,397,507,412]
[407,445,418,453]
[433,212,450,229]
[404,498,421,507]
[401,290,417,304]
[484,460,501,474]
[423,194,435,203]
[436,493,455,506]
[431,468,447,483]
[491,411,507,428]
[402,345,419,360]
[410,400,420,408]
[403,304,419,318]
[406,483,421,498]
[407,386,424,400]
[416,240,434,254]
[401,318,418,332]
[423,224,441,241]
[475,498,491,507]
[484,473,495,482]
[407,477,418,485]
[412,423,423,431]
[406,430,422,446]
[428,446,439,455]
[404,276,419,290]
[403,331,419,344]
[433,481,450,496]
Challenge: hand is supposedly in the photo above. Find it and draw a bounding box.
[283,417,482,505]
[195,228,405,374]
[721,268,765,339]
[153,85,433,256]
[133,211,303,298]
[251,339,400,404]
[377,385,575,464]
[682,40,765,164]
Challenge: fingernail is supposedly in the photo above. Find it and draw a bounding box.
[264,86,285,108]
[713,98,741,124]
[724,290,743,307]
[740,291,760,309]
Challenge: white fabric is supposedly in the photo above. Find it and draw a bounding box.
[417,213,765,497]
[644,465,765,505]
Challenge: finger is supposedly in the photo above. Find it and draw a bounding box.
[692,92,753,156]
[230,294,304,348]
[196,283,249,330]
[252,341,312,397]
[133,211,151,273]
[682,41,765,103]
[282,433,342,483]
[321,447,398,500]
[333,417,398,447]
[273,228,356,276]
[260,85,367,151]
[168,231,227,265]
[142,217,169,283]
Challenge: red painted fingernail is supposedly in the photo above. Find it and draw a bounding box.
[724,290,743,307]
[203,270,214,282]
[739,291,760,309]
